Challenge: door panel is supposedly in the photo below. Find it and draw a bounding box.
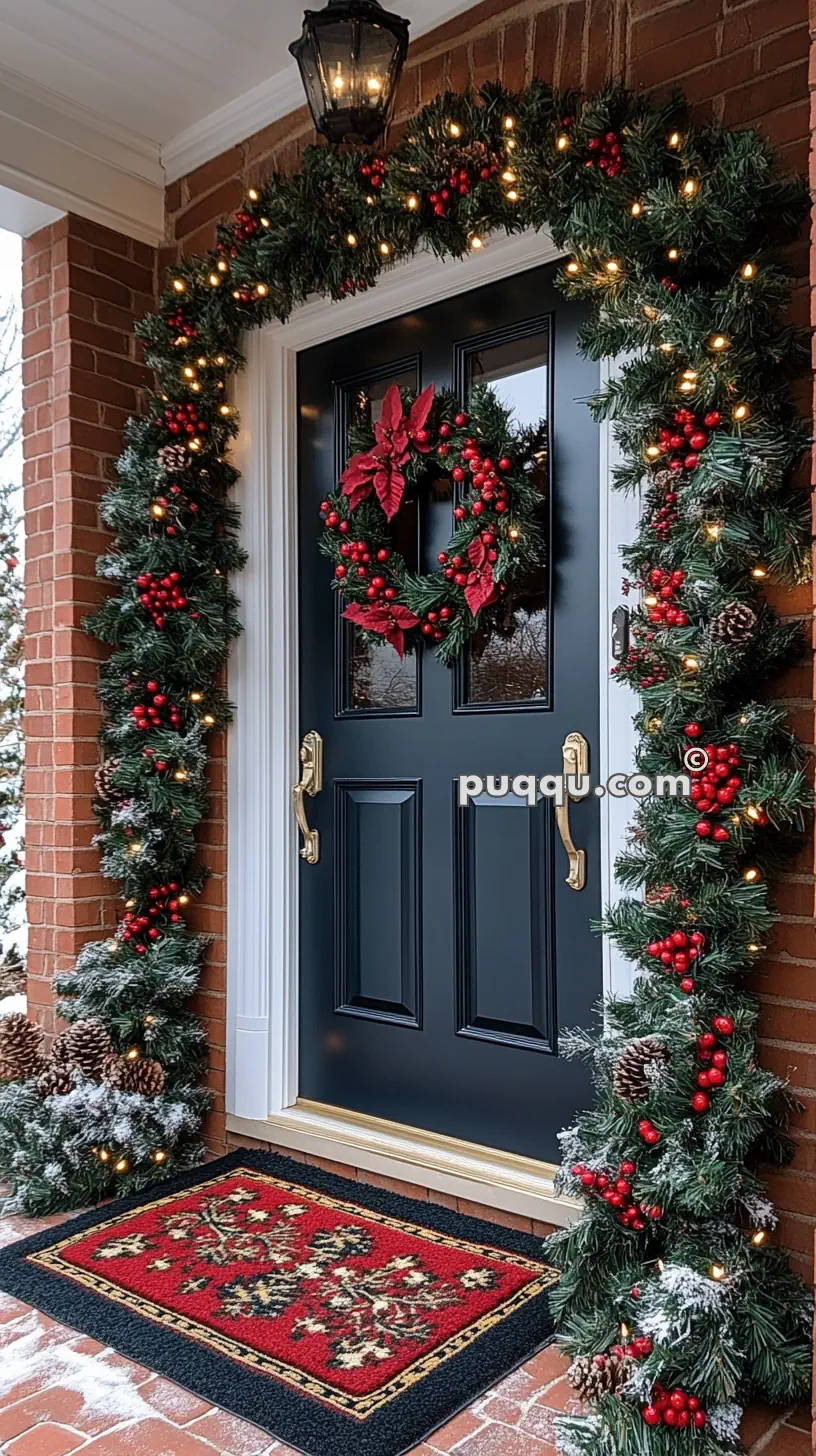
[297,260,602,1164]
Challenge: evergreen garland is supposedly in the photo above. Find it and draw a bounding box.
[0,79,811,1450]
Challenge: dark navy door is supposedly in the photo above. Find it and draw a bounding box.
[297,261,601,1163]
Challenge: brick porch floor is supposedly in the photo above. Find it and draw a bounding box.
[0,1209,810,1456]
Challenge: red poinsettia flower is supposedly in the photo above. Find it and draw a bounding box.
[342,601,421,658]
[464,535,496,617]
[340,382,435,521]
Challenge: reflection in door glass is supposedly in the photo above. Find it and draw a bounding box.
[339,367,419,714]
[464,327,551,707]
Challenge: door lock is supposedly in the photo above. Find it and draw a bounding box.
[292,731,323,865]
[554,731,589,891]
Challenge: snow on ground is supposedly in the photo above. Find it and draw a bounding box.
[0,991,24,1017]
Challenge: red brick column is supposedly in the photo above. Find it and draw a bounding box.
[22,216,155,1036]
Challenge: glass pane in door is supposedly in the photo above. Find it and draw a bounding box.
[457,323,551,709]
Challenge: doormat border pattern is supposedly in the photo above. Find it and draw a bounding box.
[0,1149,559,1456]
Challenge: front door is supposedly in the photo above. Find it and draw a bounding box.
[297,261,601,1165]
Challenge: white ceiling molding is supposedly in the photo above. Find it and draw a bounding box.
[162,68,306,185]
[0,62,164,244]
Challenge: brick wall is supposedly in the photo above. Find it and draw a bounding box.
[21,217,155,1034]
[21,0,814,1266]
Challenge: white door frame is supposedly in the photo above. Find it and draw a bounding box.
[225,228,638,1227]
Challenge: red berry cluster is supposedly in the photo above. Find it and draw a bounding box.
[638,1118,660,1145]
[439,528,498,584]
[642,1388,707,1429]
[135,573,190,629]
[692,1015,734,1113]
[121,882,186,953]
[649,480,679,541]
[227,206,261,246]
[585,130,626,178]
[163,403,208,439]
[658,408,721,473]
[359,157,387,192]
[611,644,668,688]
[690,741,743,842]
[645,928,706,994]
[421,607,455,641]
[570,1158,663,1230]
[643,567,688,627]
[451,435,514,518]
[336,278,370,300]
[166,307,196,339]
[428,143,499,216]
[435,409,469,460]
[610,1333,654,1362]
[130,685,183,732]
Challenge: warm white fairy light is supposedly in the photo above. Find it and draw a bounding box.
[346,232,358,247]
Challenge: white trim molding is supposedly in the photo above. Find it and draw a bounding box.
[0,63,164,243]
[228,229,638,1227]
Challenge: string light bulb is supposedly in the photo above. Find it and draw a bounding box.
[172,279,186,294]
[247,188,259,202]
[751,563,768,580]
[709,1264,726,1281]
[745,804,762,822]
[508,526,521,542]
[203,713,216,726]
[703,522,722,541]
[469,235,484,251]
[208,272,221,287]
[743,866,760,883]
[630,201,643,216]
[447,120,462,138]
[150,504,165,519]
[378,241,391,257]
[144,1014,155,1026]
[668,131,682,148]
[682,654,699,672]
[751,1230,768,1246]
[114,1157,130,1174]
[645,444,661,460]
[741,262,756,279]
[189,691,203,703]
[642,305,658,321]
[188,438,202,452]
[556,133,570,151]
[709,333,729,351]
[659,341,675,353]
[346,232,358,247]
[219,404,232,417]
[174,769,188,783]
[255,283,268,298]
[217,259,229,273]
[667,247,680,261]
[128,841,142,857]
[682,178,698,197]
[747,942,761,953]
[178,893,190,907]
[126,1047,140,1062]
[215,355,227,367]
[566,260,580,275]
[605,259,621,275]
[503,115,516,131]
[647,716,663,733]
[151,1149,168,1164]
[733,403,751,421]
[98,1148,111,1163]
[406,194,419,210]
[620,1322,630,1339]
[656,1259,665,1272]
[261,217,270,228]
[502,169,516,183]
[183,366,196,379]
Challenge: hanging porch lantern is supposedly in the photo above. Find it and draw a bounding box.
[290,0,410,146]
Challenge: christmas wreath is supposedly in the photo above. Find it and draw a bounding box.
[318,381,548,662]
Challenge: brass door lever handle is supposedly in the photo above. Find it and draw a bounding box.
[292,731,323,865]
[554,731,589,891]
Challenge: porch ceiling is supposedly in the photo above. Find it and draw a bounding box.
[0,0,476,241]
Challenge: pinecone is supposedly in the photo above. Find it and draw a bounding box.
[613,1036,670,1102]
[102,1053,164,1097]
[157,444,189,475]
[94,757,122,811]
[37,1062,74,1097]
[0,1013,45,1081]
[55,1019,113,1079]
[567,1351,633,1401]
[711,601,757,648]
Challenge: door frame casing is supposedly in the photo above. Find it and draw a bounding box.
[226,229,638,1227]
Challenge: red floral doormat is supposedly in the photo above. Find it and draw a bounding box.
[0,1150,558,1455]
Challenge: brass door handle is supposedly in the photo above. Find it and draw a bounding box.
[292,730,323,865]
[554,731,589,891]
